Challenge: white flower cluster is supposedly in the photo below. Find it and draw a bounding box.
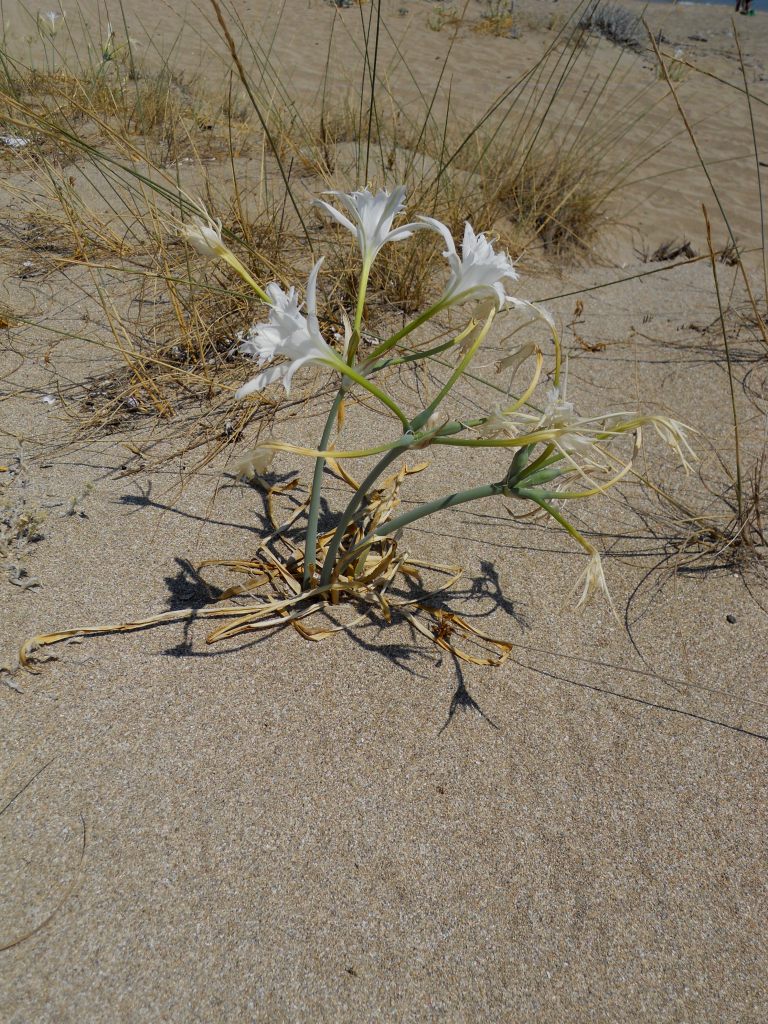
[228,187,520,397]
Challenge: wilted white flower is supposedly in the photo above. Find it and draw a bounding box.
[475,408,518,439]
[38,11,62,36]
[507,296,555,331]
[314,186,420,264]
[180,210,228,260]
[236,259,343,397]
[1,134,30,149]
[234,445,276,480]
[572,550,616,617]
[541,383,594,455]
[419,218,518,309]
[496,340,537,376]
[647,416,695,472]
[178,198,269,303]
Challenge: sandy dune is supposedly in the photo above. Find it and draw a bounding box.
[2,2,767,1021]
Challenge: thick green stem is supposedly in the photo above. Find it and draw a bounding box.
[348,258,371,364]
[319,417,475,586]
[302,391,345,589]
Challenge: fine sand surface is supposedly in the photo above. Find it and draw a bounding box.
[2,2,767,1021]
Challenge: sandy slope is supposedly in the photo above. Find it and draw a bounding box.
[1,2,767,1021]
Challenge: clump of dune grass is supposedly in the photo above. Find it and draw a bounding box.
[578,2,643,53]
[473,1,516,38]
[614,23,767,578]
[427,5,465,33]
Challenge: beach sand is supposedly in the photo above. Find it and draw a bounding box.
[2,2,767,1020]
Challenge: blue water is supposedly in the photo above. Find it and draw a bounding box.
[656,0,768,10]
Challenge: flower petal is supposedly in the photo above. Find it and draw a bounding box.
[313,198,356,236]
[305,257,325,340]
[418,215,457,256]
[382,220,425,245]
[508,297,554,329]
[235,363,287,399]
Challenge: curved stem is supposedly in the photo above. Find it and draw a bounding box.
[221,252,270,304]
[526,495,595,554]
[334,361,409,427]
[433,430,559,449]
[410,311,494,432]
[335,480,506,579]
[348,258,371,364]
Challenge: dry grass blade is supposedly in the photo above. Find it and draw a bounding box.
[0,814,87,952]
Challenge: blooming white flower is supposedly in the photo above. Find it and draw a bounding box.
[38,11,62,36]
[236,259,342,397]
[314,186,420,264]
[419,218,518,309]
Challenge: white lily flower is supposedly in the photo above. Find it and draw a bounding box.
[236,259,342,397]
[419,217,518,309]
[38,11,62,36]
[314,186,420,264]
